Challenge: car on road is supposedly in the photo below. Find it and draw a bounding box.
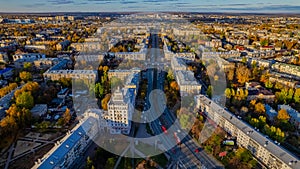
[161,125,167,134]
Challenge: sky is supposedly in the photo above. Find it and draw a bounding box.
[0,0,300,13]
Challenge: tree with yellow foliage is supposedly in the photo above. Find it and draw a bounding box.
[170,81,179,91]
[101,94,111,110]
[63,108,71,125]
[277,109,290,122]
[236,65,251,85]
[254,102,265,115]
[19,71,32,82]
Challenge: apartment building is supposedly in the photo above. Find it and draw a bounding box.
[105,73,139,134]
[13,53,46,62]
[115,43,147,61]
[115,51,146,61]
[246,50,275,59]
[173,27,202,36]
[269,72,300,89]
[195,95,300,169]
[71,42,102,53]
[272,62,300,78]
[74,54,104,62]
[33,58,60,69]
[246,82,275,103]
[171,57,187,71]
[248,58,275,68]
[108,68,141,81]
[164,46,195,61]
[32,114,99,169]
[43,70,97,82]
[174,70,201,96]
[205,39,222,48]
[24,45,47,50]
[106,88,132,134]
[202,51,241,59]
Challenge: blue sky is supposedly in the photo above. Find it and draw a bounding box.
[0,0,300,13]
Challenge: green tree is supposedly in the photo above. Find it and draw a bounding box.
[287,88,294,102]
[16,92,34,109]
[110,77,122,90]
[167,69,174,82]
[179,114,191,129]
[24,62,32,70]
[105,158,115,169]
[294,88,300,103]
[265,80,273,89]
[225,88,232,98]
[207,85,213,98]
[86,156,94,169]
[250,118,259,128]
[260,39,268,47]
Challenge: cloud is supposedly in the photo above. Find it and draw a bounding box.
[23,3,46,8]
[120,1,137,5]
[48,0,74,5]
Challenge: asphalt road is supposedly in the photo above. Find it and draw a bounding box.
[144,33,224,169]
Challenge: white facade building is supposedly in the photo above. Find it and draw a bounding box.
[195,95,300,169]
[174,70,201,96]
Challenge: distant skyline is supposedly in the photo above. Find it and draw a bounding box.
[0,0,300,13]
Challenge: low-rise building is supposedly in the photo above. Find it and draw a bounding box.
[56,40,70,51]
[57,88,69,99]
[246,82,275,103]
[265,104,277,121]
[0,67,13,79]
[0,52,9,63]
[278,105,300,130]
[30,104,48,118]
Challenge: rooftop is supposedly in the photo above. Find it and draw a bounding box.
[36,116,98,169]
[196,94,300,168]
[174,70,200,86]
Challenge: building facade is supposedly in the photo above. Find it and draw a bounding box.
[195,95,300,169]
